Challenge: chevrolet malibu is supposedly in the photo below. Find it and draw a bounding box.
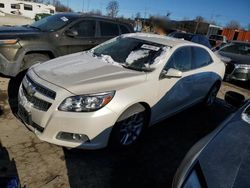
[17,33,225,149]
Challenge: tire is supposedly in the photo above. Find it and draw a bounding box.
[8,53,50,115]
[109,107,147,149]
[205,82,221,107]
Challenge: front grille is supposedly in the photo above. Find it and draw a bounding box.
[26,75,56,99]
[22,84,52,111]
[225,62,235,74]
[18,104,44,133]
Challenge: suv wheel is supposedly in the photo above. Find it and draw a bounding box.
[8,53,50,114]
[110,108,146,148]
[205,82,221,106]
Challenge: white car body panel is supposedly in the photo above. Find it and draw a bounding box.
[17,33,225,149]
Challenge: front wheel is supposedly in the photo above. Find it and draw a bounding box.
[109,109,146,148]
[205,82,221,106]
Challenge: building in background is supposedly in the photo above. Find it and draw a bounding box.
[222,28,250,42]
[0,0,55,19]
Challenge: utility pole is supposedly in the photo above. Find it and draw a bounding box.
[82,0,84,13]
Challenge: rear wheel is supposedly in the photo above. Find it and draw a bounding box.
[205,82,221,106]
[109,107,146,148]
[8,53,50,115]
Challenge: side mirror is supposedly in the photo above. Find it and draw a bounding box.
[160,68,182,79]
[225,91,245,108]
[65,29,78,37]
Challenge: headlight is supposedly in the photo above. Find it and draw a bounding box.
[0,39,19,45]
[242,104,250,124]
[58,91,115,112]
[235,64,250,69]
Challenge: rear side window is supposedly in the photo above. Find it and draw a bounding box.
[192,47,213,68]
[120,25,130,34]
[0,3,4,8]
[100,21,119,36]
[166,47,192,71]
[71,20,96,37]
[24,4,33,11]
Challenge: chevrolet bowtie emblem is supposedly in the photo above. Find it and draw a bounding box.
[26,81,36,97]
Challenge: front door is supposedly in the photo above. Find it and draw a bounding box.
[152,46,195,123]
[59,19,98,54]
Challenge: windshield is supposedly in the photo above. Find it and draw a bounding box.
[209,35,223,41]
[220,43,250,56]
[30,14,76,32]
[92,37,166,71]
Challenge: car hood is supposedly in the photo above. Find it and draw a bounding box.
[217,51,250,65]
[32,52,147,94]
[0,26,41,37]
[198,102,250,188]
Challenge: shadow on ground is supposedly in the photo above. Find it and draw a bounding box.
[63,99,232,188]
[229,80,250,91]
[0,141,20,188]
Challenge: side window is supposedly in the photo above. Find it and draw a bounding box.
[100,21,119,36]
[71,20,96,37]
[120,25,130,34]
[24,4,33,11]
[192,47,213,69]
[11,4,20,9]
[165,47,192,71]
[0,3,4,8]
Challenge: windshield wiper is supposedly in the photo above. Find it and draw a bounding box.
[26,25,42,31]
[122,64,151,72]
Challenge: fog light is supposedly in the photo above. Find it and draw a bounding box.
[56,132,89,143]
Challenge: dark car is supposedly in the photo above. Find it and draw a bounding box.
[209,34,227,49]
[215,41,250,81]
[172,91,250,188]
[168,32,211,48]
[0,13,133,78]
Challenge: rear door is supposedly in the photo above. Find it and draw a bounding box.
[152,46,195,122]
[59,19,98,54]
[96,21,120,44]
[191,46,215,99]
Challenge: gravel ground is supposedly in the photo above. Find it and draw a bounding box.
[0,77,249,188]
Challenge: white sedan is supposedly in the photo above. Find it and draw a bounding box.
[17,33,225,149]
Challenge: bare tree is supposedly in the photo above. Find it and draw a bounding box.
[226,20,241,29]
[106,0,119,17]
[194,16,205,33]
[88,9,102,16]
[247,23,250,31]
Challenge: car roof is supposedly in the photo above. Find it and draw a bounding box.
[54,13,132,25]
[123,33,192,47]
[231,40,250,45]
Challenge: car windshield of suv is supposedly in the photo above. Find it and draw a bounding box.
[30,15,76,31]
[220,43,250,56]
[92,37,166,71]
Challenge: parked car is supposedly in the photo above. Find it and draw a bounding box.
[168,32,212,48]
[0,13,133,111]
[17,33,225,149]
[215,41,250,81]
[209,34,227,49]
[172,91,249,188]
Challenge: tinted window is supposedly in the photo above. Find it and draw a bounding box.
[166,47,192,71]
[11,4,20,9]
[71,20,96,37]
[100,22,119,36]
[192,47,213,68]
[0,3,4,8]
[120,25,130,34]
[24,4,33,11]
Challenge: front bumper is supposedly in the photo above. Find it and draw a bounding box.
[17,71,118,149]
[225,63,250,81]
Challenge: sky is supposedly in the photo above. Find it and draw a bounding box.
[59,0,250,28]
